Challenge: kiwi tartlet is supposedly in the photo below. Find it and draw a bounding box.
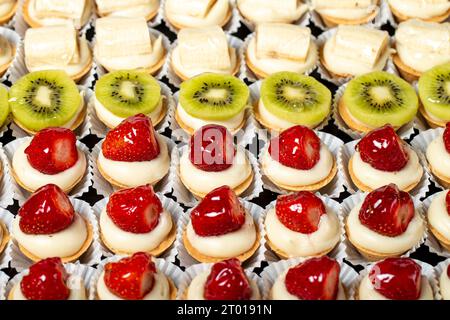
[338,71,418,133]
[0,85,10,128]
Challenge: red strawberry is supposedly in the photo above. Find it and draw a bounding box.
[359,184,414,237]
[446,190,450,216]
[443,123,450,154]
[447,264,450,278]
[102,114,160,162]
[191,185,245,237]
[275,191,326,234]
[285,256,340,300]
[18,184,74,235]
[189,124,235,172]
[369,258,422,300]
[21,257,70,300]
[357,125,409,172]
[106,185,162,233]
[104,252,156,300]
[269,125,320,170]
[204,258,252,300]
[24,127,78,175]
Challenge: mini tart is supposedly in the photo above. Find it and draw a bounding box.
[388,1,450,23]
[0,220,10,256]
[0,0,18,25]
[393,53,422,83]
[95,0,160,22]
[0,36,15,78]
[426,133,450,188]
[420,104,448,129]
[426,191,450,251]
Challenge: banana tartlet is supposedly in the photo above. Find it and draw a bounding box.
[387,0,450,23]
[24,25,92,82]
[311,0,380,27]
[183,186,260,263]
[440,264,450,300]
[0,0,17,25]
[165,0,231,30]
[94,17,166,74]
[426,190,450,251]
[426,124,450,187]
[236,0,308,25]
[0,34,15,77]
[95,0,160,21]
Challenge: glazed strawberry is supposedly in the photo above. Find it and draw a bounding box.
[369,258,422,300]
[447,264,450,278]
[204,258,252,300]
[446,190,450,216]
[275,191,326,234]
[104,252,156,300]
[269,125,320,170]
[443,123,450,154]
[285,256,340,300]
[190,125,235,172]
[24,127,78,175]
[357,125,409,172]
[359,184,414,237]
[102,114,160,162]
[106,185,162,233]
[21,257,70,300]
[191,185,245,237]
[19,184,74,234]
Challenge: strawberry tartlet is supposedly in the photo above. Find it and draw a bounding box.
[426,190,450,251]
[439,264,450,300]
[11,127,87,193]
[99,185,176,255]
[349,125,423,192]
[264,191,340,258]
[183,185,260,263]
[97,114,170,188]
[11,184,93,262]
[426,123,450,188]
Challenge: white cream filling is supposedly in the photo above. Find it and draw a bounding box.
[388,0,450,19]
[427,191,450,240]
[396,41,450,73]
[0,1,15,18]
[237,0,308,24]
[439,270,450,300]
[256,99,297,130]
[99,1,159,19]
[426,135,450,180]
[27,0,91,28]
[166,0,229,28]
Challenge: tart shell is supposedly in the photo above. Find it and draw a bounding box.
[389,4,450,23]
[428,220,450,252]
[0,221,10,256]
[317,4,379,28]
[419,104,447,128]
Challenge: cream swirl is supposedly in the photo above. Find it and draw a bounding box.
[427,191,450,240]
[426,134,450,179]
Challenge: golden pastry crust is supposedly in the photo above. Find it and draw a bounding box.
[317,1,380,28]
[0,221,10,256]
[428,220,450,252]
[0,42,14,78]
[427,163,450,189]
[419,104,447,128]
[0,0,18,25]
[165,6,232,31]
[389,4,450,23]
[95,1,160,22]
[8,283,87,300]
[392,53,421,83]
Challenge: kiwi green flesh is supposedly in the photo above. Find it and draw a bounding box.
[0,86,9,127]
[261,72,331,126]
[179,73,249,121]
[95,70,161,118]
[343,72,418,128]
[10,70,81,132]
[418,63,450,121]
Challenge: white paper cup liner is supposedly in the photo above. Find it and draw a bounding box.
[0,271,9,300]
[0,27,21,83]
[340,192,428,266]
[92,193,182,263]
[171,144,263,207]
[435,260,449,300]
[0,208,14,269]
[88,255,184,300]
[92,135,175,196]
[338,139,430,198]
[0,147,17,208]
[10,198,103,271]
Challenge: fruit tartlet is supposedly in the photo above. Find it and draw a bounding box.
[0,85,10,129]
[9,70,87,134]
[387,0,450,23]
[348,126,423,192]
[94,17,166,74]
[178,125,253,199]
[0,33,16,78]
[261,126,337,192]
[93,253,177,300]
[438,262,450,300]
[344,184,425,261]
[181,258,260,300]
[425,124,450,187]
[7,258,88,300]
[11,127,87,193]
[175,73,250,135]
[170,26,239,81]
[356,258,434,300]
[254,72,331,132]
[95,0,160,21]
[0,208,12,262]
[0,0,17,25]
[11,184,94,262]
[98,185,176,256]
[245,24,318,79]
[97,114,170,189]
[23,25,92,82]
[264,192,341,258]
[164,0,231,30]
[182,186,260,263]
[23,0,93,29]
[94,70,168,129]
[425,190,450,251]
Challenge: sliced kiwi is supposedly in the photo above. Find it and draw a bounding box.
[418,63,450,121]
[0,86,9,127]
[343,71,418,128]
[9,70,81,132]
[179,73,249,121]
[95,70,161,118]
[260,72,331,126]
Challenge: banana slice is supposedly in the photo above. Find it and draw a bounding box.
[34,0,86,19]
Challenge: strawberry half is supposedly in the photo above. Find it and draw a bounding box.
[447,264,450,278]
[357,125,409,172]
[104,252,156,300]
[189,124,235,172]
[191,185,245,237]
[285,256,340,300]
[24,127,78,175]
[443,123,450,154]
[204,258,252,300]
[106,184,162,233]
[359,184,414,237]
[275,191,326,234]
[268,125,321,170]
[21,257,70,300]
[102,114,160,162]
[369,258,422,300]
[446,190,450,216]
[18,184,75,235]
